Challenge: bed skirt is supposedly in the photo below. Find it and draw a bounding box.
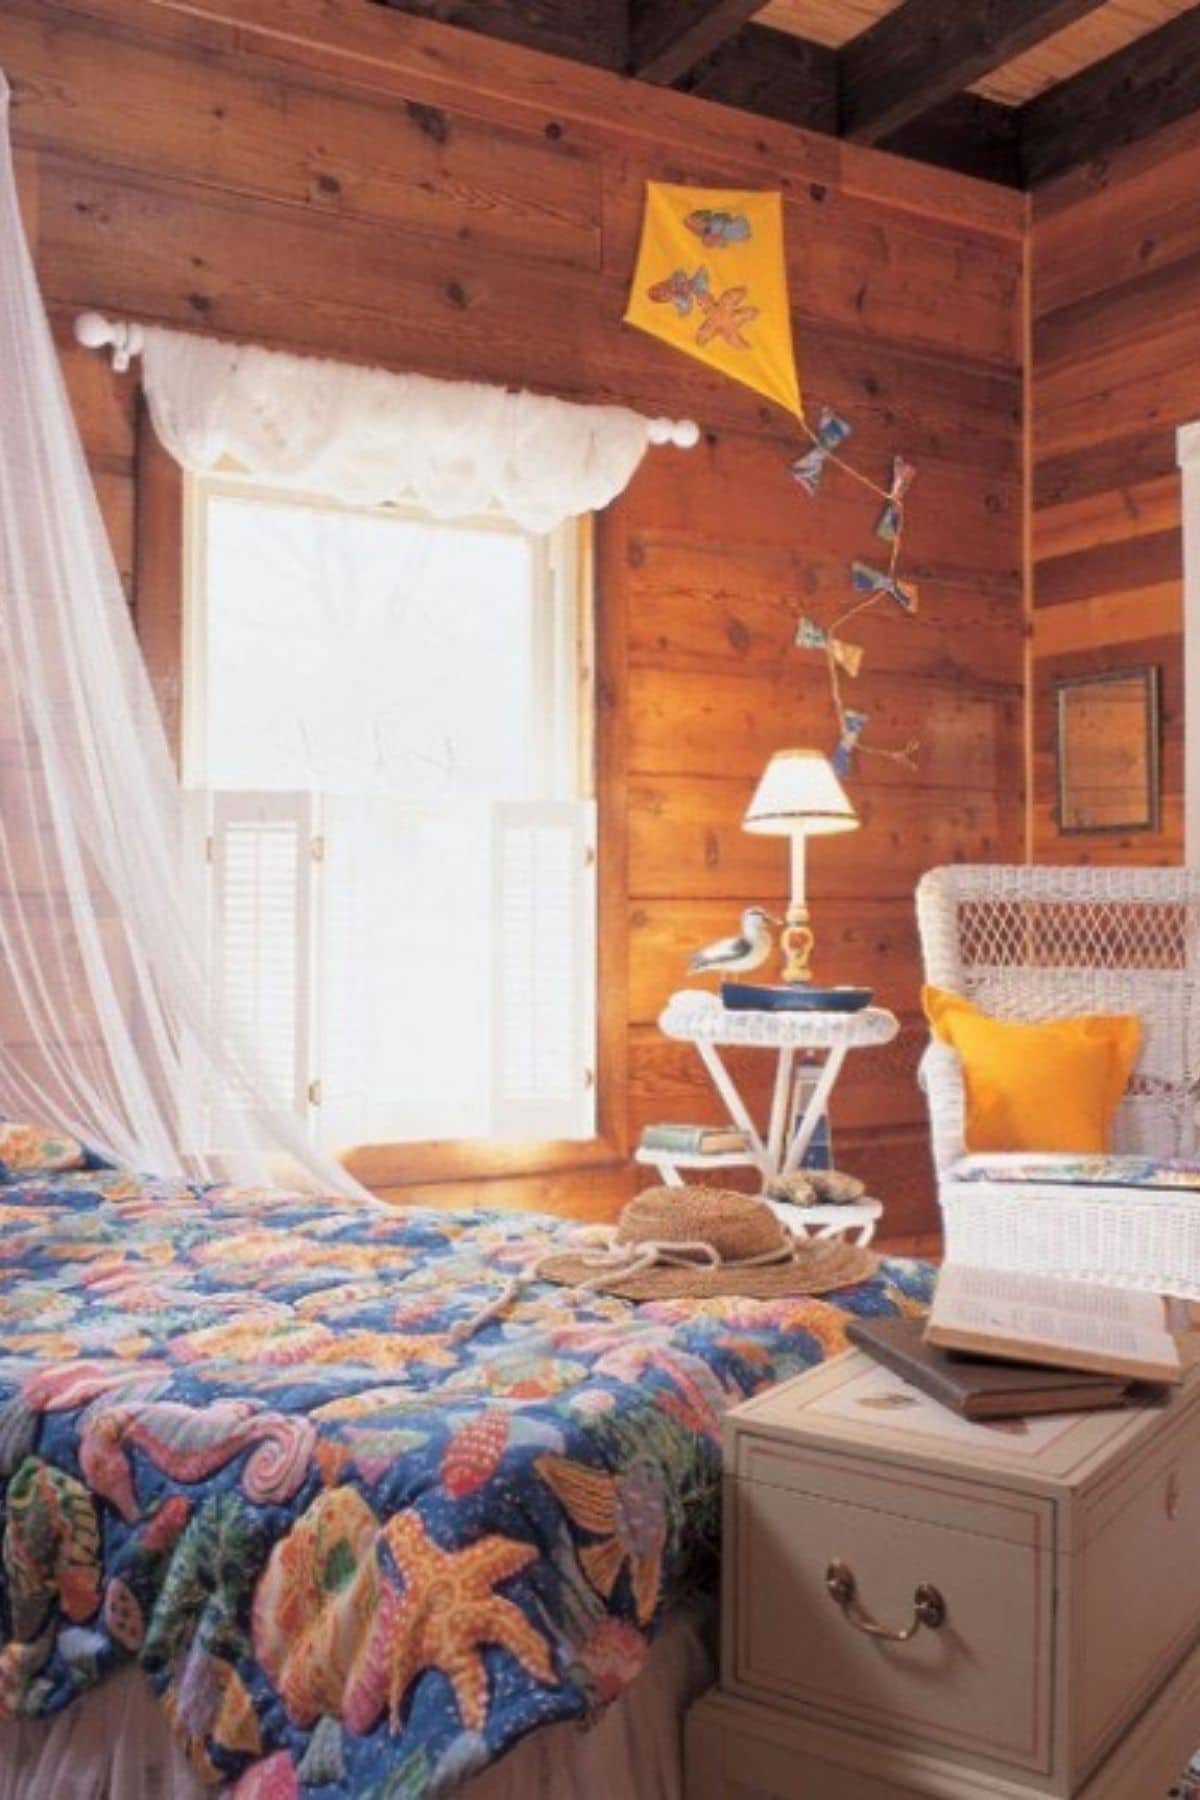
[0,1601,713,1800]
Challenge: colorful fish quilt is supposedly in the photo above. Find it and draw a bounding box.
[0,1162,933,1796]
[625,182,802,418]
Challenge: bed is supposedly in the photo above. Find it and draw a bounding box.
[0,1151,934,1796]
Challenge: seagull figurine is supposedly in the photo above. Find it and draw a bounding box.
[688,907,777,977]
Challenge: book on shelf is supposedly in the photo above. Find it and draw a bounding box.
[638,1123,749,1156]
[925,1264,1184,1387]
[847,1315,1143,1420]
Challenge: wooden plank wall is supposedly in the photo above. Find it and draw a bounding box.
[3,0,1025,1236]
[1029,117,1200,863]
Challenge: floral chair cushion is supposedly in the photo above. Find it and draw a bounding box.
[951,1151,1200,1191]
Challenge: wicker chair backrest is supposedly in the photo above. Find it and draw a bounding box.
[916,865,1200,1158]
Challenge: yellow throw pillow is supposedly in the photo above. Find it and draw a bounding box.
[922,986,1140,1155]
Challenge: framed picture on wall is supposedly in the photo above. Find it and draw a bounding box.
[1055,666,1161,835]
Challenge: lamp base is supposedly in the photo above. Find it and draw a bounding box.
[780,901,814,985]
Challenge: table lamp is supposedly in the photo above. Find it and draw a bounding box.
[742,749,859,984]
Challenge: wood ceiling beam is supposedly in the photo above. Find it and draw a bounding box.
[1019,5,1200,187]
[840,0,1111,145]
[631,0,764,85]
[676,24,838,132]
[669,20,1019,185]
[373,0,627,72]
[881,93,1022,189]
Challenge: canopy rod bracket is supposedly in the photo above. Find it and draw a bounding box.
[74,310,144,374]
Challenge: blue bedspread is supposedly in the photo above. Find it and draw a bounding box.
[0,1168,932,1795]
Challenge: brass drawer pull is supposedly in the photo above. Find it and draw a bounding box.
[825,1560,947,1642]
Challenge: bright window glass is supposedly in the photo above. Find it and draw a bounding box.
[187,481,595,1150]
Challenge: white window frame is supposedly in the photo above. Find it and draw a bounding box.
[182,472,597,1148]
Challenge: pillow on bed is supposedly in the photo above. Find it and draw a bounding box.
[922,986,1139,1155]
[0,1120,91,1178]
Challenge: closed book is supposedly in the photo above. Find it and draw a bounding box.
[846,1316,1137,1420]
[639,1123,749,1155]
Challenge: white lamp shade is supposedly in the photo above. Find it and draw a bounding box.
[742,748,859,837]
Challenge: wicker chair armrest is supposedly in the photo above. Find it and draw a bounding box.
[919,1039,967,1177]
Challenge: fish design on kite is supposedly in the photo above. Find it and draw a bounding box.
[684,208,752,249]
[646,266,711,318]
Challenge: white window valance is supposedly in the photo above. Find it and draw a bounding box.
[140,327,662,533]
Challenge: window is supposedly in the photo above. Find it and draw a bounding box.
[184,477,596,1154]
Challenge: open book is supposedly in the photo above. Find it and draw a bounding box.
[925,1264,1183,1386]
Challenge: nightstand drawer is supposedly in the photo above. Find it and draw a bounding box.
[728,1441,1056,1776]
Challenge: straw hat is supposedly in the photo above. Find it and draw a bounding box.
[537,1186,877,1302]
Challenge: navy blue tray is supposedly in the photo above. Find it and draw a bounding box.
[721,982,873,1012]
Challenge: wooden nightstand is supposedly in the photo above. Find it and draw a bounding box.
[686,1349,1200,1799]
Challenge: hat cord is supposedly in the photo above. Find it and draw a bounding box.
[567,1233,800,1292]
[446,1227,802,1345]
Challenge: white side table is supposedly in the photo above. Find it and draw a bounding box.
[633,1153,883,1243]
[763,1195,883,1246]
[638,993,899,1241]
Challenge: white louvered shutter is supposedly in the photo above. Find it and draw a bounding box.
[209,792,316,1121]
[491,799,596,1140]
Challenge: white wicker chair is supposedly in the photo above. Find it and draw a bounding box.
[916,864,1200,1298]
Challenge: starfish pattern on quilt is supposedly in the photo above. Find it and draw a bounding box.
[375,1512,554,1733]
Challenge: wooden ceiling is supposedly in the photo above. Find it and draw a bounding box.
[376,0,1200,187]
[762,0,1195,103]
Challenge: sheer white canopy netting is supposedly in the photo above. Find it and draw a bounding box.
[0,74,356,1190]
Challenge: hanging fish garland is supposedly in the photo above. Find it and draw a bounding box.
[789,407,852,497]
[832,709,868,779]
[876,456,917,544]
[794,455,921,776]
[849,560,919,616]
[794,615,863,678]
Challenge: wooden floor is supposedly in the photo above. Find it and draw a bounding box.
[877,1231,943,1260]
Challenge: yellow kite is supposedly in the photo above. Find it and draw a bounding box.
[624,182,802,419]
